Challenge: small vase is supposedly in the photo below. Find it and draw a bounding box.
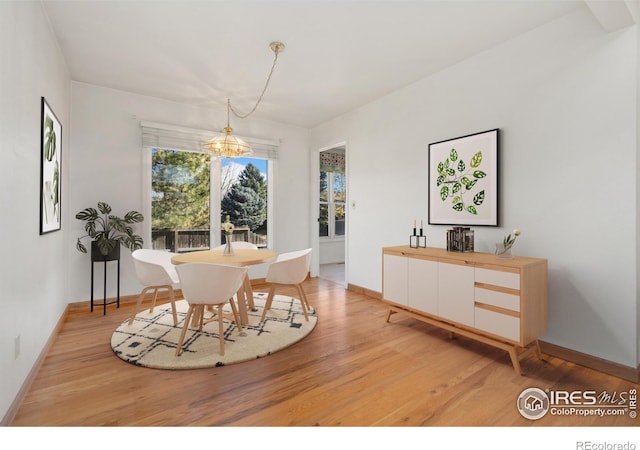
[495,243,513,259]
[223,235,234,255]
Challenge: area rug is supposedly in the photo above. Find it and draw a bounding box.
[111,292,317,369]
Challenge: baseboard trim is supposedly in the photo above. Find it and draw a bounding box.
[66,290,185,312]
[1,304,70,426]
[347,283,382,300]
[68,279,270,312]
[538,340,639,383]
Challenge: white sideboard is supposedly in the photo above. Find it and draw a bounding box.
[382,246,548,375]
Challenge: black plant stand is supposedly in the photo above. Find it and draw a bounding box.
[90,242,120,315]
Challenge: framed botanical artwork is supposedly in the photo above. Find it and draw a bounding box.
[428,128,499,226]
[40,97,62,234]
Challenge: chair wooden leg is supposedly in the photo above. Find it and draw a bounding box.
[243,275,256,310]
[260,285,277,322]
[167,287,178,326]
[236,284,246,306]
[295,284,309,321]
[228,298,243,333]
[175,305,195,356]
[149,287,160,313]
[234,284,249,326]
[128,287,151,325]
[191,303,204,328]
[197,305,205,331]
[129,285,175,325]
[217,305,225,356]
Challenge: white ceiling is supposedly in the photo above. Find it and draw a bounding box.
[41,0,628,129]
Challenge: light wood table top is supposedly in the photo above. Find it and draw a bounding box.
[171,248,276,266]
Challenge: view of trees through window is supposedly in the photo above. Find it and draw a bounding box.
[319,170,346,238]
[151,149,268,251]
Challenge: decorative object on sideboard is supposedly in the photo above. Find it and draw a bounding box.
[446,226,474,252]
[409,219,427,248]
[222,215,235,255]
[495,229,520,259]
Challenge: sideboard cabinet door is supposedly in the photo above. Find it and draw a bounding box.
[437,260,474,327]
[408,257,438,315]
[383,254,408,306]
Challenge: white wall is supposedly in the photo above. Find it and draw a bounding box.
[0,2,70,421]
[68,82,311,302]
[312,8,638,369]
[320,240,345,264]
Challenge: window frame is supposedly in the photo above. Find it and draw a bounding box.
[141,121,278,251]
[319,170,346,241]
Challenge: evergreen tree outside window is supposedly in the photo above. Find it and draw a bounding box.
[319,170,345,239]
[222,163,267,232]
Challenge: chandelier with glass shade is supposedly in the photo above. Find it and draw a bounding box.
[203,41,284,158]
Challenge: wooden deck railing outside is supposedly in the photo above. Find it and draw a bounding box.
[152,227,267,252]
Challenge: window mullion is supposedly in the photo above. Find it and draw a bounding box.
[329,172,335,239]
[211,157,222,247]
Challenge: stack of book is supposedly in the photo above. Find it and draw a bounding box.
[446,227,474,253]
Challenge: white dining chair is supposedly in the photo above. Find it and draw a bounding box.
[129,249,179,326]
[174,263,248,356]
[260,248,313,322]
[213,240,259,313]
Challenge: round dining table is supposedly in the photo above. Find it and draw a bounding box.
[171,248,276,325]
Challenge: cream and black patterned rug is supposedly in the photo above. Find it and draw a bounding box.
[111,292,317,369]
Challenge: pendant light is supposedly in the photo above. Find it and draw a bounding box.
[203,41,285,158]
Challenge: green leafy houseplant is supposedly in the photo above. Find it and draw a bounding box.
[75,201,144,256]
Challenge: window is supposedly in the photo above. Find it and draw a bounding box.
[151,149,211,252]
[141,121,278,252]
[319,170,345,239]
[150,149,270,251]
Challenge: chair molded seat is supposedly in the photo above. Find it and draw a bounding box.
[260,248,313,322]
[129,249,180,326]
[174,263,248,356]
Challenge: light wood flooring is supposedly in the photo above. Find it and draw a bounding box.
[319,262,345,285]
[8,277,637,428]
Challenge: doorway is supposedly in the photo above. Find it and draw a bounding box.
[317,145,346,286]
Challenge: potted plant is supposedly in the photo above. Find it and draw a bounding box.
[75,201,144,259]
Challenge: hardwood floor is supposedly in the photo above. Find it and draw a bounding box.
[319,262,345,285]
[8,277,637,429]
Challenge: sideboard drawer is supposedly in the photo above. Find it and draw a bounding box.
[475,287,520,312]
[475,267,520,290]
[474,307,520,342]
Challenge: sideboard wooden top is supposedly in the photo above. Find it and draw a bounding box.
[383,245,547,268]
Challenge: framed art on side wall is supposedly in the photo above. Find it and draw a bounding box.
[40,97,62,234]
[428,128,499,226]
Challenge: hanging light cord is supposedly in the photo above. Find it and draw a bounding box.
[228,42,283,120]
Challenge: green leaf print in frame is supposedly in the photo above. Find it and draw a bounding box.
[428,129,499,226]
[40,97,62,234]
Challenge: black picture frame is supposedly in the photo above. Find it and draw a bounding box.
[428,128,499,226]
[40,97,62,234]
